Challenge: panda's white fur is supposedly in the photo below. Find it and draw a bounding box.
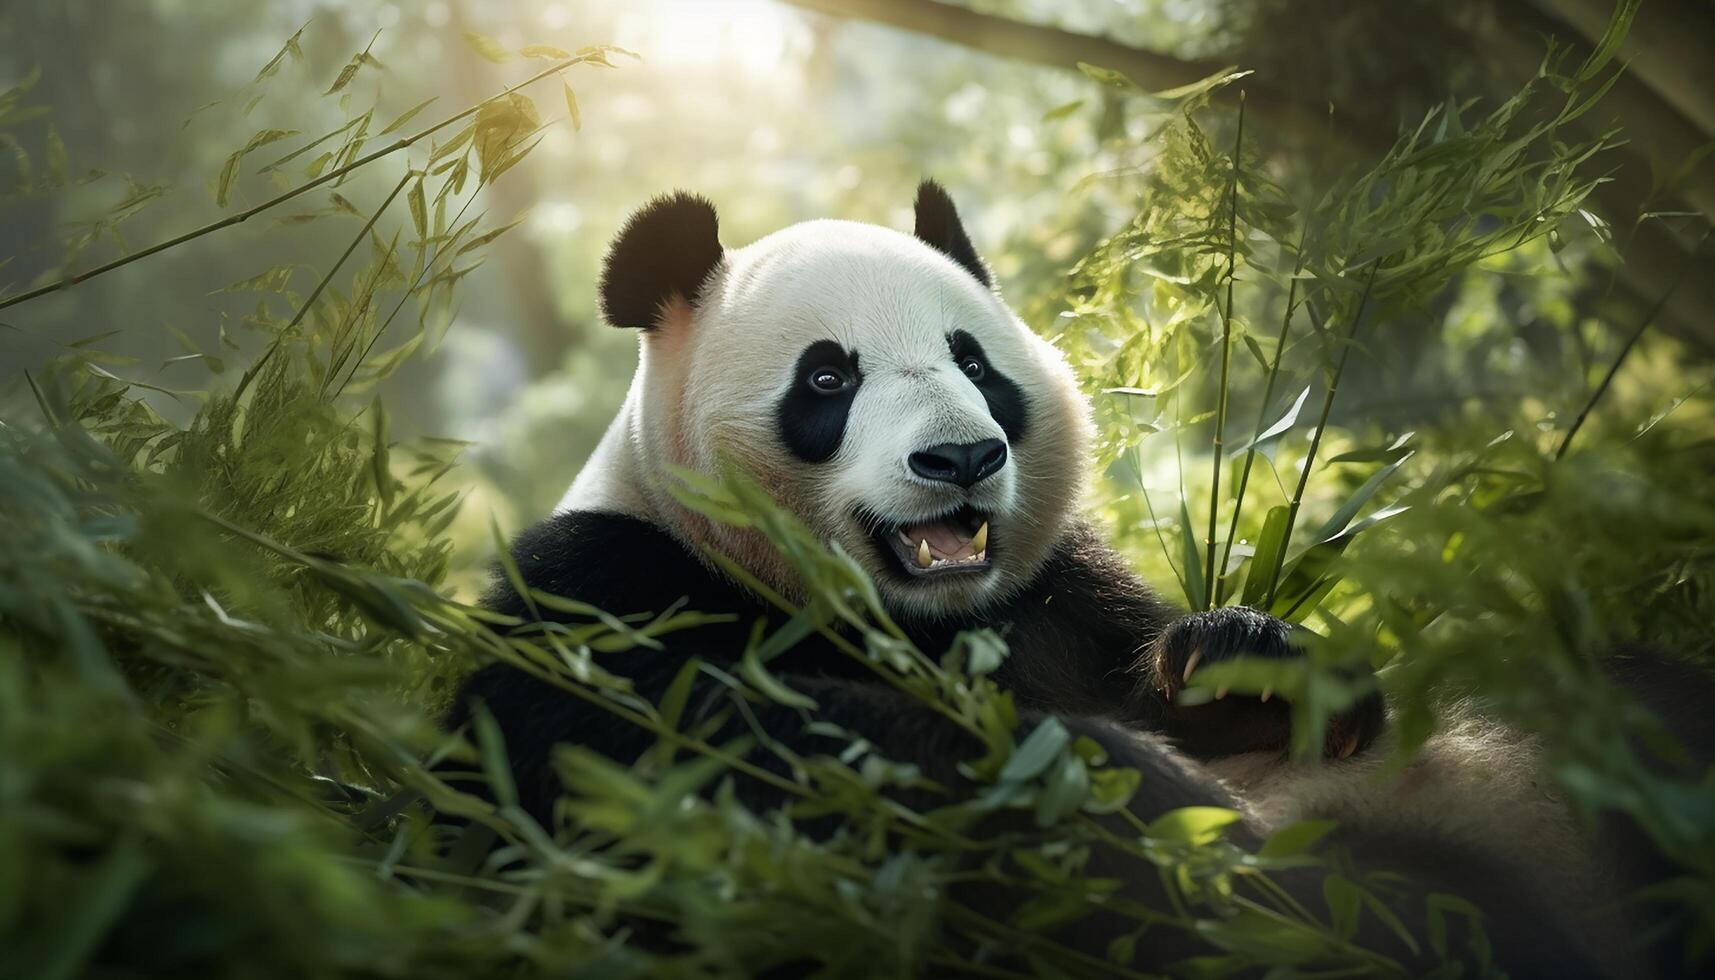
[562,217,1090,619]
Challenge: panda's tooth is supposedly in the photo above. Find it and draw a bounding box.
[971,522,988,554]
[916,539,932,568]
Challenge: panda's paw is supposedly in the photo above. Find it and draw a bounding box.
[1148,606,1385,760]
[1150,606,1295,700]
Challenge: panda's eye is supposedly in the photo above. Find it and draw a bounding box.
[807,367,851,394]
[958,355,986,381]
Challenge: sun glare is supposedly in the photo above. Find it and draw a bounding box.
[611,0,798,76]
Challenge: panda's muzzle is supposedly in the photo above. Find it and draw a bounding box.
[867,504,993,578]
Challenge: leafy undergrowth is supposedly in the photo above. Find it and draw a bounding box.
[4,6,1715,978]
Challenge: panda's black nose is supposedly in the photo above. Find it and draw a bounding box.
[909,439,1008,488]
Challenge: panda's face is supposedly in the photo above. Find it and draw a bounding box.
[596,185,1090,619]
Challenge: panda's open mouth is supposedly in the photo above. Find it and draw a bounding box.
[867,505,993,578]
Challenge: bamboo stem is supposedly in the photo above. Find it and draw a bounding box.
[230,172,411,403]
[1263,260,1380,610]
[1556,226,1711,460]
[1217,234,1305,605]
[1203,92,1246,610]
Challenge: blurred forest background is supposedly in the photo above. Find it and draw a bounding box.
[5,0,1715,976]
[6,0,1710,591]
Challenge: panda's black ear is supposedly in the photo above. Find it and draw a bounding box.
[599,192,724,329]
[913,179,992,289]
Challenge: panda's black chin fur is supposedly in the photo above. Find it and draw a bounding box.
[861,504,995,581]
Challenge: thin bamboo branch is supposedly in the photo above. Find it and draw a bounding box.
[0,55,594,313]
[1263,261,1380,610]
[1217,233,1304,605]
[1204,92,1246,610]
[1556,226,1712,460]
[1527,0,1715,142]
[229,172,410,403]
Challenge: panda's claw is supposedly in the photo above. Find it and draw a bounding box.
[1181,648,1203,684]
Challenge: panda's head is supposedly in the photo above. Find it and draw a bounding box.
[594,182,1091,619]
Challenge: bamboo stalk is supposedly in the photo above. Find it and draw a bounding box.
[1203,92,1246,610]
[230,172,411,404]
[1263,261,1380,610]
[1216,234,1305,605]
[1556,226,1712,460]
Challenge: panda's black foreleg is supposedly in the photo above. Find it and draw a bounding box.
[993,523,1386,762]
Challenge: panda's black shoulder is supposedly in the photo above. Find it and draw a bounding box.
[482,509,755,625]
[1014,520,1177,627]
[935,520,1179,715]
[446,510,763,765]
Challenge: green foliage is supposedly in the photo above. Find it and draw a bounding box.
[1062,0,1715,958]
[3,4,1714,977]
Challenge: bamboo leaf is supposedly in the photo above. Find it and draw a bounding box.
[1307,453,1414,545]
[738,619,817,709]
[1000,717,1070,783]
[408,177,426,239]
[217,128,300,206]
[1229,385,1310,457]
[563,82,581,131]
[1040,99,1085,122]
[1572,0,1640,82]
[1241,505,1292,607]
[455,216,525,256]
[1258,818,1338,858]
[378,97,437,136]
[1324,874,1362,939]
[521,44,572,60]
[253,22,308,84]
[1146,806,1241,845]
[1179,495,1207,611]
[464,31,515,64]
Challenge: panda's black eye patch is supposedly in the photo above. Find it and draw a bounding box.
[779,340,861,463]
[948,330,1028,443]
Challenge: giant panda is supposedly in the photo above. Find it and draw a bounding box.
[447,181,1713,977]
